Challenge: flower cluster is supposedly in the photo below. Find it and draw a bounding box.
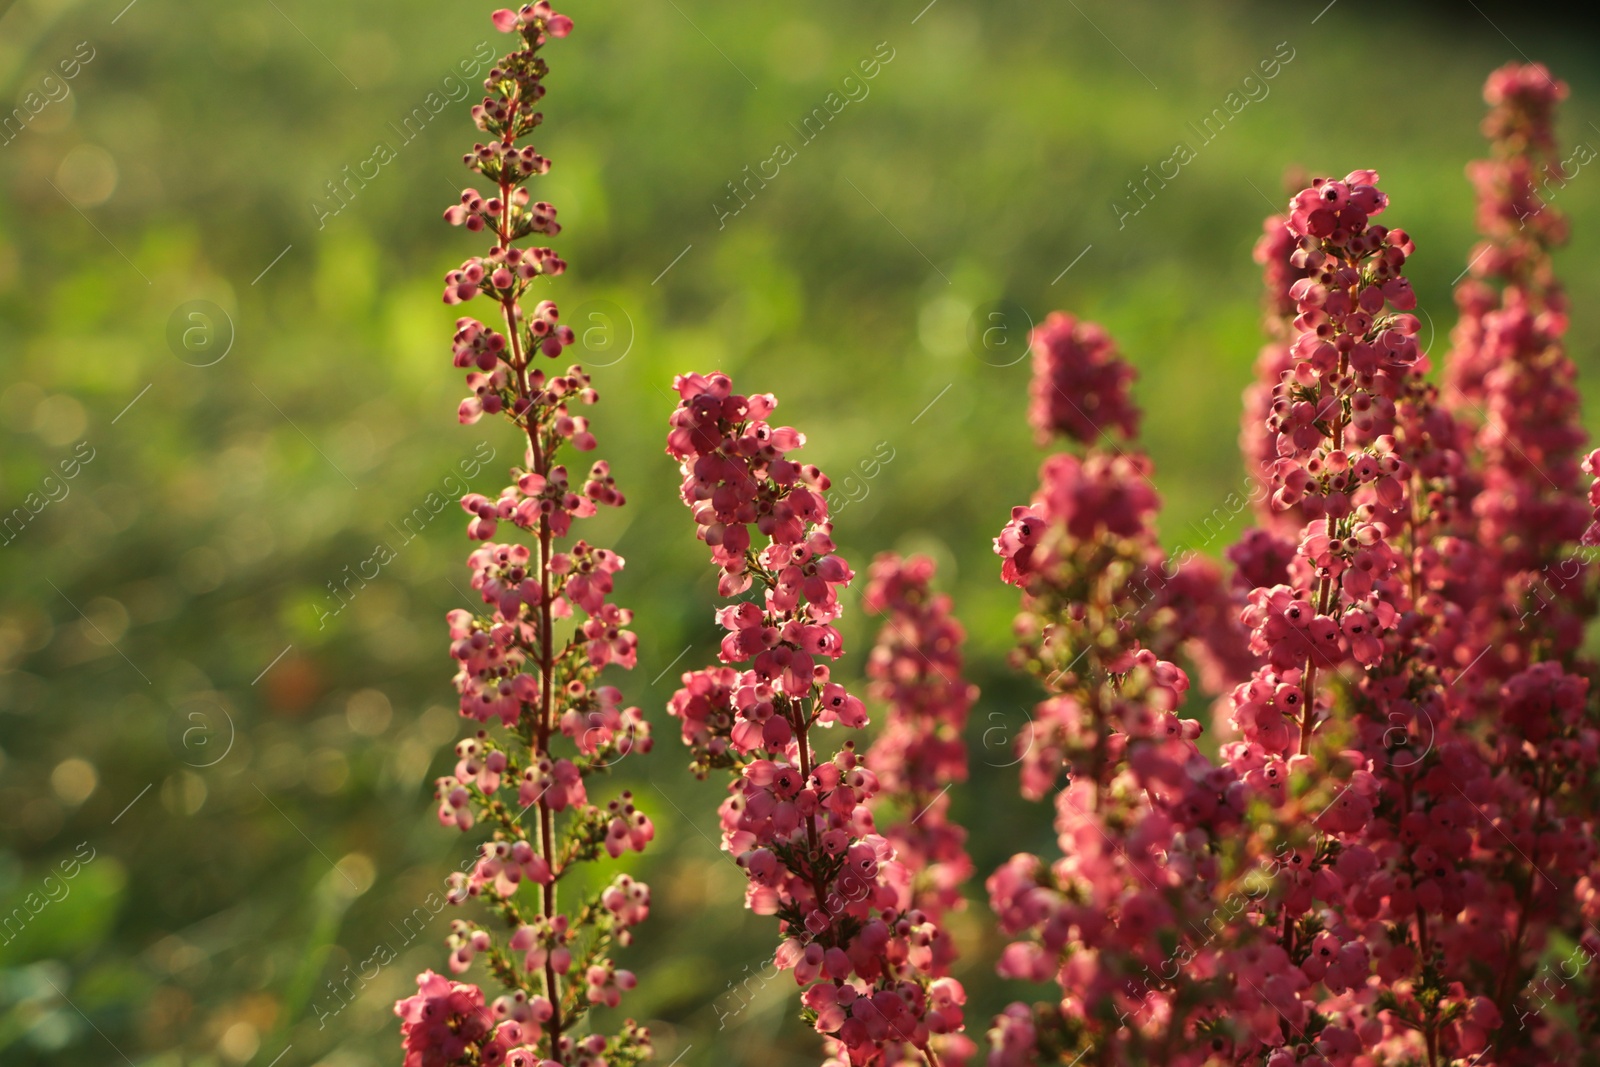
[1443,65,1600,1061]
[993,381,1248,799]
[991,320,1269,1062]
[981,69,1600,1066]
[397,9,654,1067]
[1445,62,1590,676]
[391,37,1600,1066]
[984,647,1267,1066]
[1468,63,1571,260]
[1223,166,1505,1063]
[1026,312,1140,445]
[861,555,978,982]
[397,971,527,1067]
[664,373,968,1066]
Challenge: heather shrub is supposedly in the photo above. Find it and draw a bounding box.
[407,10,1598,1064]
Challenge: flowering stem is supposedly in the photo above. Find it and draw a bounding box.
[406,9,654,1067]
[493,133,567,1056]
[533,431,563,1054]
[1295,662,1318,757]
[789,700,833,913]
[1295,306,1355,759]
[665,373,968,1065]
[1494,761,1551,1034]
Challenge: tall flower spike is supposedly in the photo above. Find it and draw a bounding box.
[1246,171,1421,749]
[861,554,977,986]
[990,315,1272,1065]
[399,9,656,1067]
[664,373,968,1067]
[1223,168,1593,1064]
[1233,171,1480,1063]
[1439,65,1600,1063]
[996,319,1248,796]
[1445,63,1590,679]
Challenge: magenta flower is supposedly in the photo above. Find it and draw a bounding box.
[1026,311,1140,445]
[860,554,978,1048]
[396,971,526,1067]
[665,374,968,1065]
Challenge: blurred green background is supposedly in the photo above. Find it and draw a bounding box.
[3,0,1600,1064]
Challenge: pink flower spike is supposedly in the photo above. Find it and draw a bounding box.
[404,10,654,1067]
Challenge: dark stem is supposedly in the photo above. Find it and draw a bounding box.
[792,699,832,917]
[1494,761,1552,1046]
[495,76,565,1061]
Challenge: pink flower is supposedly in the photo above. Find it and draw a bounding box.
[861,554,977,962]
[395,972,504,1067]
[1027,311,1140,445]
[666,376,967,1063]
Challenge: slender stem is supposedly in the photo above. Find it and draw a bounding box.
[1295,318,1353,757]
[1495,762,1551,1041]
[1407,476,1422,607]
[1296,572,1328,756]
[1296,661,1319,756]
[493,79,565,1062]
[1278,904,1296,1044]
[794,712,818,851]
[1395,775,1440,1065]
[1088,562,1113,808]
[538,525,562,1056]
[792,693,833,917]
